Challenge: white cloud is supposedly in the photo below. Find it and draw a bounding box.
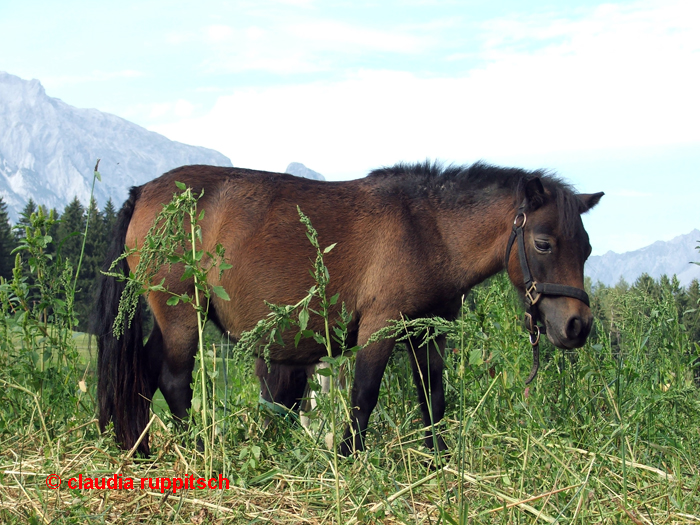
[44,69,145,87]
[288,21,426,53]
[148,102,173,119]
[125,100,197,121]
[206,25,234,42]
[174,99,195,117]
[150,1,700,180]
[273,0,315,6]
[195,17,432,74]
[246,26,267,40]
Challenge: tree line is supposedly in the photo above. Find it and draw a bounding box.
[1,193,699,344]
[0,195,116,330]
[587,273,700,350]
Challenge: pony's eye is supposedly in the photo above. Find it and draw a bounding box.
[534,239,551,253]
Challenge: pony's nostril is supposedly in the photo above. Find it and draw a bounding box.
[566,316,583,340]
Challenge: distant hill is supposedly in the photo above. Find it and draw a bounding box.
[0,71,232,220]
[285,162,325,181]
[585,229,700,287]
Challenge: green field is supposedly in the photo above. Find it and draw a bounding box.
[1,209,699,524]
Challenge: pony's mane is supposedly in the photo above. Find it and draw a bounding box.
[368,161,583,237]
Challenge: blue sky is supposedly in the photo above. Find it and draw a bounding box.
[1,0,698,255]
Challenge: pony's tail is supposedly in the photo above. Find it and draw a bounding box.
[93,186,151,455]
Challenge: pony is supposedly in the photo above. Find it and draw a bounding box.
[95,161,603,455]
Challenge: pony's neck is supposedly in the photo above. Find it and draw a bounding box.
[437,195,516,293]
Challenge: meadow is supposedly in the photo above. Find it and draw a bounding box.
[0,196,699,524]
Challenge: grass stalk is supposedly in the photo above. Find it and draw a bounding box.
[72,160,101,295]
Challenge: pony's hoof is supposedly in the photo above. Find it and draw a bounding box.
[339,436,362,457]
[425,435,448,453]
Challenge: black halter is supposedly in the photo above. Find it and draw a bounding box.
[505,205,590,384]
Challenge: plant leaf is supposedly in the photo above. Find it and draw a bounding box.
[316,366,332,377]
[298,308,309,331]
[212,285,230,301]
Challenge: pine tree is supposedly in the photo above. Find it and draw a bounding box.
[685,279,700,343]
[56,197,89,328]
[14,198,37,241]
[57,197,86,268]
[47,207,61,256]
[0,197,17,279]
[102,198,117,241]
[84,197,103,263]
[73,198,105,329]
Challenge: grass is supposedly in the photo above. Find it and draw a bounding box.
[1,193,698,523]
[2,274,699,524]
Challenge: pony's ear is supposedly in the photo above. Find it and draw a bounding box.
[524,177,546,210]
[578,192,604,213]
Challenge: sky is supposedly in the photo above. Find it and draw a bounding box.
[1,0,698,255]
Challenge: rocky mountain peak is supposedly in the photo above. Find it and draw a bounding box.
[285,162,325,181]
[0,71,232,221]
[585,229,700,287]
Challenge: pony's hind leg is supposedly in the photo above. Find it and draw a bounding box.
[256,359,310,413]
[407,335,448,452]
[340,337,395,456]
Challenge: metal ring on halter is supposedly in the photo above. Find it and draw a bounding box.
[513,212,527,227]
[529,325,540,346]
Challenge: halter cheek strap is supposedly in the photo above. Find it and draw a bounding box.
[505,207,590,384]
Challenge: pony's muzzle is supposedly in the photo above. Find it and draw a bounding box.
[542,299,593,349]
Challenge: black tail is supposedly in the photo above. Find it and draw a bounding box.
[93,186,151,455]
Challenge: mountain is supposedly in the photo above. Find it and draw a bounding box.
[0,71,232,221]
[285,162,325,181]
[585,229,700,287]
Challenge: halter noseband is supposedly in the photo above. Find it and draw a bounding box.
[505,205,590,384]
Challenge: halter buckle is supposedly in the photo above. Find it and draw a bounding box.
[513,212,527,228]
[524,282,541,306]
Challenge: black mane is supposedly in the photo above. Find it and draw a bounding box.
[369,161,583,237]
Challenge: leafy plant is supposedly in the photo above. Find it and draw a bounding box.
[105,181,231,477]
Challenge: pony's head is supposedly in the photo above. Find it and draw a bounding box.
[506,176,603,350]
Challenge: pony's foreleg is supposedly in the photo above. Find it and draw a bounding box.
[408,335,448,452]
[149,301,200,426]
[143,321,164,397]
[158,358,196,423]
[340,339,394,456]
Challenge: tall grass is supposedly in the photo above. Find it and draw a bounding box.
[0,181,698,523]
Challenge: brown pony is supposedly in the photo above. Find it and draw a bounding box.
[95,162,603,455]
